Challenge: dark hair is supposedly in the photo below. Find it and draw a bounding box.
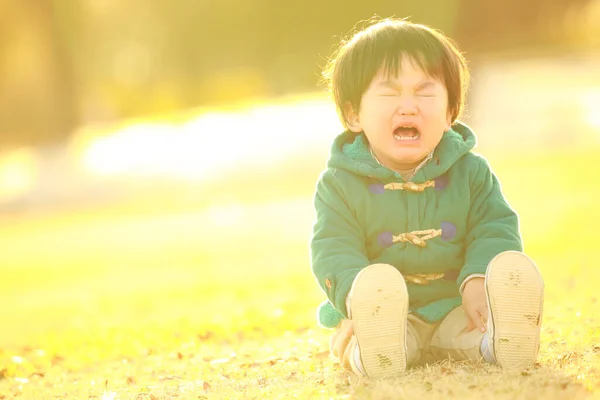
[322,18,469,128]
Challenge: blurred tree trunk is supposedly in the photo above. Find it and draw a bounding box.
[43,0,79,145]
[0,0,78,147]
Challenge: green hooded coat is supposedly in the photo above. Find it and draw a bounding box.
[310,122,522,324]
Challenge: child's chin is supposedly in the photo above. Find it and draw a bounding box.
[391,148,428,163]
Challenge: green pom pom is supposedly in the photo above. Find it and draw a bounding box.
[317,300,344,328]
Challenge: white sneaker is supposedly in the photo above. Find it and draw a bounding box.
[348,264,409,379]
[485,251,544,370]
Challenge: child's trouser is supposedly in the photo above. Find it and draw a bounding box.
[331,305,485,369]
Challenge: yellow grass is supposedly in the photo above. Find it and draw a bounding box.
[1,146,600,399]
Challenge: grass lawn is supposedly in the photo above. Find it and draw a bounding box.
[1,147,599,399]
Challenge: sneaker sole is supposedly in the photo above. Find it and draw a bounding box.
[486,251,544,370]
[349,264,408,379]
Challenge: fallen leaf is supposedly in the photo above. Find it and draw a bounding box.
[424,382,433,391]
[51,355,65,366]
[158,375,181,381]
[468,384,477,389]
[177,352,184,360]
[240,362,260,368]
[134,394,157,400]
[197,332,215,341]
[556,351,581,366]
[203,381,211,390]
[127,376,136,385]
[441,366,454,375]
[314,351,329,360]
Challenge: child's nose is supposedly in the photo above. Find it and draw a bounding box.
[396,95,418,115]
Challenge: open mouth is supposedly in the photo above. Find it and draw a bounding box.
[393,125,420,141]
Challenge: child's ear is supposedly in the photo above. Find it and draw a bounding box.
[446,110,453,131]
[344,102,362,133]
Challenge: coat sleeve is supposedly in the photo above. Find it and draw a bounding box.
[457,157,523,291]
[310,169,370,318]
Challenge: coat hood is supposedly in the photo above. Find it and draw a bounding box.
[326,121,477,182]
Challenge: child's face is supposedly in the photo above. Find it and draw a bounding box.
[346,57,451,171]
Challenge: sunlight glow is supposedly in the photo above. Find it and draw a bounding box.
[0,149,37,201]
[79,94,342,181]
[584,90,600,129]
[207,204,245,228]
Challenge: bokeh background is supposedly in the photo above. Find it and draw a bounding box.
[1,0,600,359]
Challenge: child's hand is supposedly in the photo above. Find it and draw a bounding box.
[330,319,354,370]
[462,277,488,333]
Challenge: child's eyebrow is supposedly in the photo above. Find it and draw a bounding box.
[415,81,437,91]
[374,80,399,89]
[375,80,438,91]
